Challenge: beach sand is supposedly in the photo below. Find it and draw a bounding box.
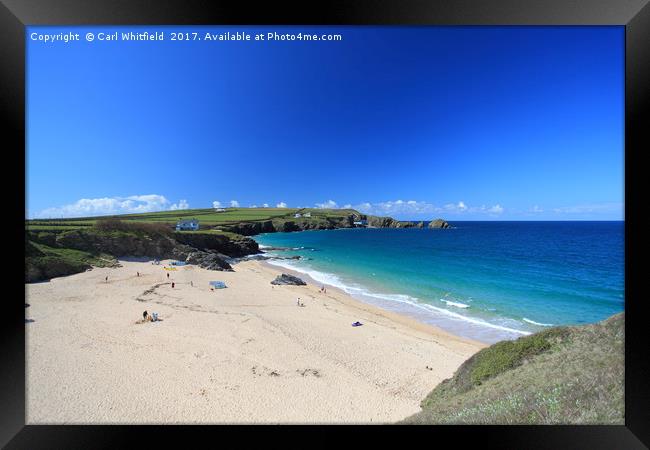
[26,259,484,424]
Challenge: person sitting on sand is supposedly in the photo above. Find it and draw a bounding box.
[172,282,175,288]
[143,310,148,320]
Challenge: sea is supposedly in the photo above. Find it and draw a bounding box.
[253,221,624,344]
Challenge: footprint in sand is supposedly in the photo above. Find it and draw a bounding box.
[193,351,207,359]
[297,369,321,378]
[251,365,281,377]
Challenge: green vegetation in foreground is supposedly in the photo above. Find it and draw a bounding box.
[26,207,358,232]
[26,240,118,282]
[402,313,624,425]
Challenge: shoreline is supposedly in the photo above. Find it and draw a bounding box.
[259,259,485,349]
[259,253,530,344]
[26,258,484,424]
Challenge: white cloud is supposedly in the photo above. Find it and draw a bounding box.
[487,204,503,214]
[170,199,190,210]
[250,204,257,208]
[262,203,269,208]
[315,200,338,209]
[551,202,624,215]
[230,200,240,207]
[342,204,352,209]
[276,202,287,208]
[212,201,221,208]
[530,205,544,213]
[35,194,185,218]
[355,200,441,216]
[350,200,505,217]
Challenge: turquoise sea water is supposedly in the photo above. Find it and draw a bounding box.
[254,222,624,343]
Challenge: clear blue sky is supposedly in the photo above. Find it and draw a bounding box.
[27,26,624,220]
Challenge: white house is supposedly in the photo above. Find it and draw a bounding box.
[176,219,199,231]
[353,219,368,227]
[294,213,302,218]
[214,208,226,212]
[303,212,311,217]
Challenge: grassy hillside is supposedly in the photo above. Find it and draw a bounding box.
[26,207,360,233]
[26,239,118,282]
[402,312,624,425]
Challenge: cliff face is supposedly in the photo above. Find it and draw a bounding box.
[366,216,446,229]
[223,215,357,235]
[52,229,183,259]
[26,254,92,283]
[25,228,259,282]
[366,216,398,228]
[216,213,449,236]
[173,232,258,257]
[34,229,259,259]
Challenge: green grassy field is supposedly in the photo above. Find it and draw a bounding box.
[26,207,360,233]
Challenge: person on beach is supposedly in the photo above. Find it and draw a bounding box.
[137,271,139,277]
[167,273,170,279]
[172,282,175,288]
[143,310,148,320]
[190,281,193,287]
[105,276,108,283]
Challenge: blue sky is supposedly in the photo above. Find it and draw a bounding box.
[27,26,624,220]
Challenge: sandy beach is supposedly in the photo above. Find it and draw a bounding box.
[26,258,483,424]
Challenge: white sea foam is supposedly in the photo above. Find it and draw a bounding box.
[265,259,531,337]
[523,318,554,327]
[440,299,470,309]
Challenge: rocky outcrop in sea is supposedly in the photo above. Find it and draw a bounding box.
[428,219,451,229]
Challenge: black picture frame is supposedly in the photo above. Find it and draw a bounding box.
[2,1,648,448]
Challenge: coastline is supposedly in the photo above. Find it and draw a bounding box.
[260,254,531,344]
[259,260,486,349]
[26,258,483,424]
